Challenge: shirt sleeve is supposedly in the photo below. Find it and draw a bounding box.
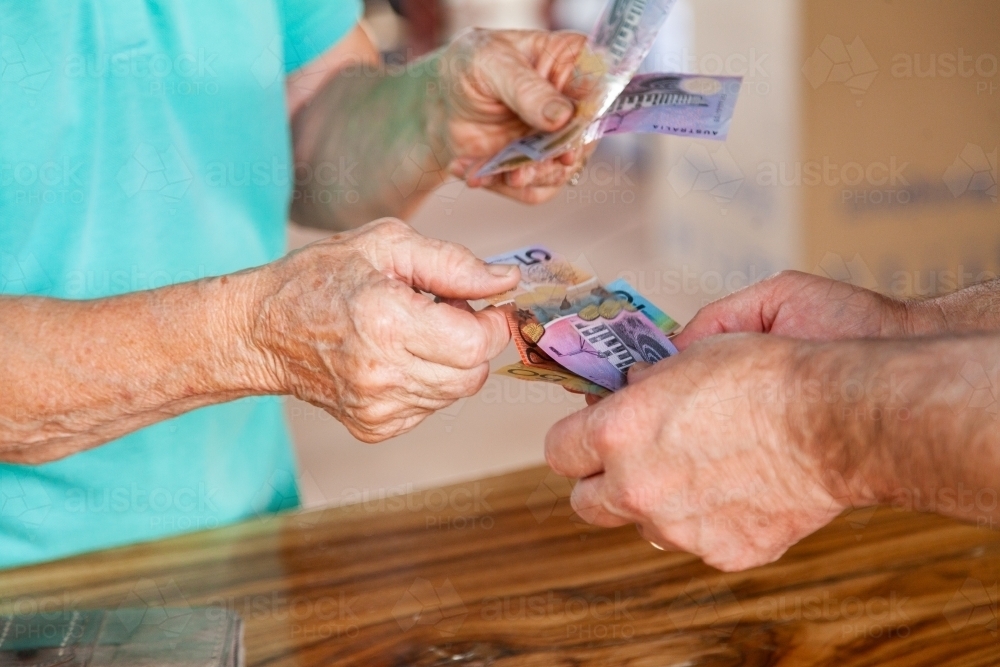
[277,0,363,73]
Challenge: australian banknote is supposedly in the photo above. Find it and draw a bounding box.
[473,245,598,308]
[476,0,679,177]
[479,72,742,176]
[506,287,679,391]
[494,361,611,397]
[476,244,680,392]
[606,278,679,334]
[588,72,742,141]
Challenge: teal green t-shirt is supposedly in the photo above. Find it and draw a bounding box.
[0,0,361,569]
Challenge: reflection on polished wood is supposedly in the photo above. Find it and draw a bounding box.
[1,466,998,666]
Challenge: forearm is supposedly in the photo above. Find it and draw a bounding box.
[289,54,449,230]
[906,277,1000,335]
[793,334,1000,526]
[0,272,273,464]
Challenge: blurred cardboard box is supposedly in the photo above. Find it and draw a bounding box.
[647,0,998,300]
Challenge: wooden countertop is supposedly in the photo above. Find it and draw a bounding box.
[1,466,997,666]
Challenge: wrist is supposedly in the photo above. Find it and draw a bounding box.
[209,267,287,396]
[785,340,898,507]
[901,298,949,336]
[414,50,455,174]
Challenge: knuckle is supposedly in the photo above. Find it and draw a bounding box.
[456,365,490,396]
[771,269,807,287]
[358,401,400,427]
[369,217,411,240]
[452,333,490,369]
[586,413,619,454]
[352,369,392,396]
[609,485,646,517]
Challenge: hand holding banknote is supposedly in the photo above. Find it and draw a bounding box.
[249,219,518,443]
[544,332,853,572]
[434,29,598,202]
[475,0,743,178]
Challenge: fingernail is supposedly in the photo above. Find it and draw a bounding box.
[487,263,518,277]
[543,98,573,124]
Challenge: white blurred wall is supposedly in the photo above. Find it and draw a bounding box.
[645,0,803,292]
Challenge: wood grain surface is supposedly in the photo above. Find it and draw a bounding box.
[1,466,997,666]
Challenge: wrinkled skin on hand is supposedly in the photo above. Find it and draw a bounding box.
[249,218,519,443]
[672,270,912,346]
[434,29,598,203]
[546,333,850,572]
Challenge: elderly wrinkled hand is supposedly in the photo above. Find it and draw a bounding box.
[247,218,519,442]
[433,29,596,203]
[544,333,860,572]
[671,270,915,346]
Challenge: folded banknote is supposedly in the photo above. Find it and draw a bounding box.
[482,247,680,393]
[588,72,742,141]
[495,360,611,397]
[476,0,679,177]
[478,72,743,177]
[474,245,598,308]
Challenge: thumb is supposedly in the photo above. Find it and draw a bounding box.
[480,39,576,132]
[396,233,521,299]
[671,282,776,350]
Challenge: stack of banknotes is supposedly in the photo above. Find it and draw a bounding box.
[476,0,743,177]
[478,247,680,396]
